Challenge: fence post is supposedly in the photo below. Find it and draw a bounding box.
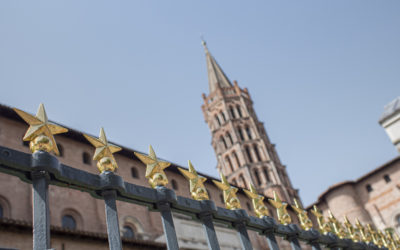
[298,228,322,250]
[289,237,302,250]
[156,186,179,250]
[199,213,220,250]
[32,170,50,250]
[159,202,179,250]
[287,224,302,250]
[235,222,253,250]
[233,210,253,250]
[310,242,322,250]
[31,151,58,250]
[102,190,122,250]
[198,200,220,250]
[99,170,126,250]
[262,216,280,250]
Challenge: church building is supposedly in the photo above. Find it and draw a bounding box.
[0,43,299,250]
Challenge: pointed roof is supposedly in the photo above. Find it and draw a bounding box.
[202,41,233,93]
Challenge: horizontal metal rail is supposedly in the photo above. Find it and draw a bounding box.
[0,146,386,250]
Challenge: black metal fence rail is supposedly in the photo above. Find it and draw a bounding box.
[0,146,385,250]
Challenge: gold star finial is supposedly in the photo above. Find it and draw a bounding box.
[243,184,270,218]
[355,219,372,243]
[291,199,313,230]
[178,160,209,200]
[13,103,68,155]
[212,173,241,210]
[83,128,121,173]
[367,224,383,247]
[134,145,171,188]
[378,230,389,248]
[383,229,397,249]
[343,216,361,242]
[311,205,332,234]
[328,211,348,239]
[392,232,400,249]
[268,191,291,225]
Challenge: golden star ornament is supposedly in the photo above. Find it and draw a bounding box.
[13,103,68,155]
[268,191,291,225]
[212,173,241,210]
[311,205,332,234]
[355,219,372,243]
[243,184,270,218]
[367,224,382,247]
[83,127,121,173]
[134,145,171,188]
[178,161,209,200]
[291,199,313,230]
[328,211,348,239]
[343,216,361,242]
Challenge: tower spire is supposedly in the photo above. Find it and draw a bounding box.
[201,43,300,203]
[202,41,233,93]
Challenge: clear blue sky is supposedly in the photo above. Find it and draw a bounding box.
[1,1,399,206]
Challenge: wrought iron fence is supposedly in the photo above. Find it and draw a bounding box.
[0,145,390,250]
[0,104,395,250]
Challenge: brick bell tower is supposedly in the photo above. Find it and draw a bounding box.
[201,41,300,203]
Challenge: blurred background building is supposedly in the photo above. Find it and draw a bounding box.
[309,96,400,234]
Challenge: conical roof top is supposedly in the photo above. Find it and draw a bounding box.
[202,41,233,93]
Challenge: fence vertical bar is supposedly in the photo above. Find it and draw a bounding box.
[102,190,122,250]
[235,223,253,250]
[264,232,280,250]
[32,171,50,250]
[289,237,302,250]
[159,202,179,250]
[310,242,322,250]
[199,213,220,250]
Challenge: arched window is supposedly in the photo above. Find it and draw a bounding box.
[230,107,236,119]
[220,111,226,122]
[232,179,237,186]
[82,152,91,165]
[236,105,243,117]
[246,202,252,211]
[237,127,244,141]
[239,174,247,189]
[253,144,261,162]
[366,184,373,193]
[225,156,234,172]
[226,132,233,146]
[263,168,270,182]
[279,170,288,186]
[57,143,64,157]
[62,215,76,230]
[396,214,400,227]
[245,126,252,140]
[215,115,221,126]
[220,136,227,149]
[233,151,241,168]
[122,225,135,238]
[384,174,391,183]
[220,194,224,204]
[254,169,261,185]
[0,204,3,218]
[245,146,253,163]
[171,179,178,190]
[131,167,139,179]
